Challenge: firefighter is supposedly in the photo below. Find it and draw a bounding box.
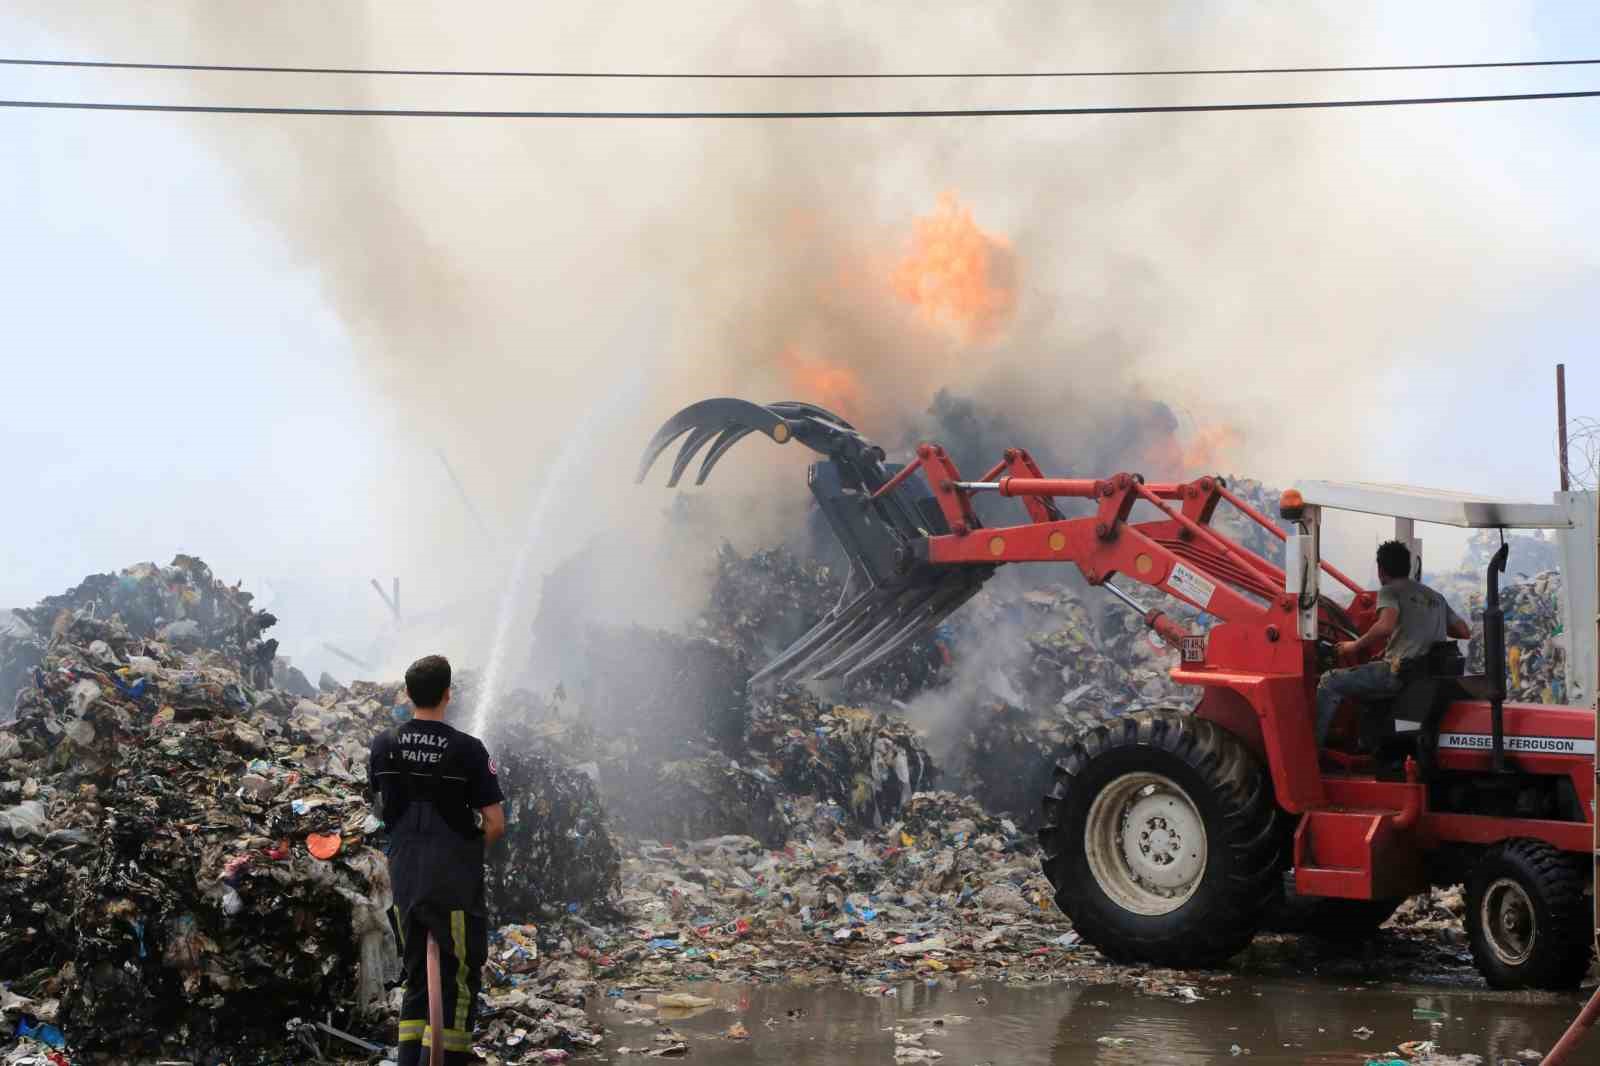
[369,655,506,1065]
[1314,540,1472,745]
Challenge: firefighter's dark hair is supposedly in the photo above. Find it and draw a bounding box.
[405,654,452,709]
[1376,540,1412,581]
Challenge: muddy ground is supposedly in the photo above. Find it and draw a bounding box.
[584,931,1590,1065]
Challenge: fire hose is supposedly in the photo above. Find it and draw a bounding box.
[427,932,445,1066]
[1543,984,1600,1064]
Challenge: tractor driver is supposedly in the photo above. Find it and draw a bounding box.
[1314,539,1472,746]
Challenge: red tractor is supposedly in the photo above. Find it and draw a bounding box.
[640,398,1598,989]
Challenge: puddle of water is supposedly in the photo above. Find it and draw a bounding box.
[591,974,1583,1064]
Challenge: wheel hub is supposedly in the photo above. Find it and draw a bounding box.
[1085,772,1209,916]
[1480,877,1537,967]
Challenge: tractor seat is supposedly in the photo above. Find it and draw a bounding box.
[1355,643,1467,779]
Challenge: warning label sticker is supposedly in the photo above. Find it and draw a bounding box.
[1180,635,1206,663]
[1168,563,1216,610]
[1437,732,1596,756]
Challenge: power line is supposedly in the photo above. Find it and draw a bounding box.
[1,88,1597,119]
[2,55,1598,79]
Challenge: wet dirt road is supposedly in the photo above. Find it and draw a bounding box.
[590,937,1587,1064]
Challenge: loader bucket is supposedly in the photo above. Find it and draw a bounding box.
[638,398,996,682]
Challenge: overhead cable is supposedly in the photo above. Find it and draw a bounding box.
[1,87,1598,119]
[1,55,1598,79]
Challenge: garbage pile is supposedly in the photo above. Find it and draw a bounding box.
[1466,569,1569,704]
[0,558,621,1062]
[0,568,397,1059]
[475,678,940,851]
[1426,545,1569,704]
[746,685,937,831]
[1211,477,1291,567]
[0,556,279,722]
[480,715,621,924]
[532,790,1077,995]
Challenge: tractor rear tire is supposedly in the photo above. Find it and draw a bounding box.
[1039,710,1287,967]
[1465,839,1593,990]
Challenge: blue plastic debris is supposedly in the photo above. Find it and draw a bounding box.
[110,674,148,700]
[843,899,877,922]
[17,1017,66,1049]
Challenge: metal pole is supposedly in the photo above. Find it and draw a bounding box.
[370,578,401,621]
[1533,422,1598,1066]
[322,643,375,671]
[1557,363,1570,492]
[435,448,499,550]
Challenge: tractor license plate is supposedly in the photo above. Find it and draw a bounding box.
[1181,635,1206,663]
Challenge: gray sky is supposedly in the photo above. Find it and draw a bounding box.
[4,2,1597,679]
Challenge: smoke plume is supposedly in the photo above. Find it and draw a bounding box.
[21,3,1590,683]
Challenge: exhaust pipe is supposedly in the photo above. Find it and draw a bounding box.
[1483,541,1510,773]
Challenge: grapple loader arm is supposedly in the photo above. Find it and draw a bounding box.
[638,399,1341,685]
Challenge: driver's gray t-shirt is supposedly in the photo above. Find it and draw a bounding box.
[1376,577,1462,667]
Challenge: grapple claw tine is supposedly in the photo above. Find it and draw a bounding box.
[809,584,946,680]
[840,575,986,683]
[636,398,792,484]
[750,569,878,683]
[636,424,696,485]
[667,424,722,487]
[781,585,910,680]
[695,426,759,485]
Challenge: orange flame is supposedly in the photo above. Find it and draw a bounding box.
[778,348,865,423]
[1143,424,1243,477]
[890,192,1016,342]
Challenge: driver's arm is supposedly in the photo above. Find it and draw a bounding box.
[1340,606,1398,660]
[1445,607,1471,641]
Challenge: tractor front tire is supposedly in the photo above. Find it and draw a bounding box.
[1465,839,1593,990]
[1039,710,1287,968]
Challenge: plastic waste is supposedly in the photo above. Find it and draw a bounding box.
[17,1017,66,1049]
[0,800,47,840]
[656,992,715,1009]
